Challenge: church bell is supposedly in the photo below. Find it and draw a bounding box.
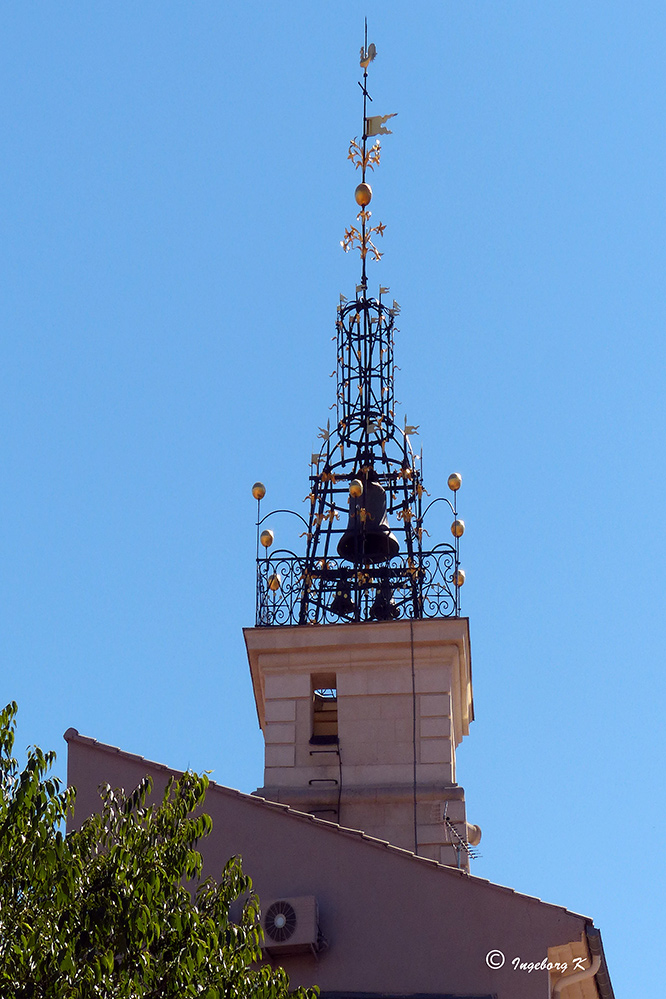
[337,471,399,564]
[369,578,400,621]
[330,586,357,619]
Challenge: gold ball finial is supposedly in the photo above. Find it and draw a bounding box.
[355,182,372,207]
[349,479,363,498]
[252,482,266,501]
[448,472,462,492]
[268,572,281,592]
[451,519,465,538]
[453,568,466,587]
[260,529,274,548]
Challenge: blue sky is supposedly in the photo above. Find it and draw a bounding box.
[2,3,665,995]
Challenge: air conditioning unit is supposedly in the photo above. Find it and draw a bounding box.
[262,895,319,956]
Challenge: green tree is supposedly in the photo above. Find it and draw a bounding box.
[0,702,317,999]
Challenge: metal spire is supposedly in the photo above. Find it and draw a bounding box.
[252,27,465,627]
[340,20,395,287]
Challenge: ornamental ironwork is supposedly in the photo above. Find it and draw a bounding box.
[253,25,466,627]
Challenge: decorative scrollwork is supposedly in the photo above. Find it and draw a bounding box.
[341,211,386,261]
[347,137,381,172]
[256,545,459,627]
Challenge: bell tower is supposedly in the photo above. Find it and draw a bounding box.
[244,27,479,870]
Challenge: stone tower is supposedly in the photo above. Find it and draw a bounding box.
[244,31,480,870]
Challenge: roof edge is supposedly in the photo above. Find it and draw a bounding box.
[64,726,593,923]
[586,926,615,999]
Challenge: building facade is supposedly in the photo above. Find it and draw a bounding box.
[66,33,615,999]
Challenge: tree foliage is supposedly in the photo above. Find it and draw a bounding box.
[0,702,317,999]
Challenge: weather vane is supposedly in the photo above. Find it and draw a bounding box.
[341,20,398,288]
[251,24,466,627]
